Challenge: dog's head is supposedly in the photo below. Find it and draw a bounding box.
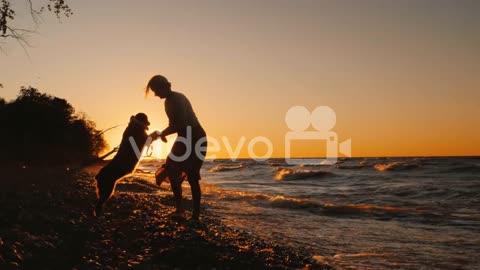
[130,113,150,130]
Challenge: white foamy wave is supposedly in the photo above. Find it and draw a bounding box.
[209,187,428,216]
[374,162,419,171]
[267,195,321,209]
[274,168,331,181]
[208,188,322,210]
[209,164,245,172]
[137,158,163,174]
[300,159,337,167]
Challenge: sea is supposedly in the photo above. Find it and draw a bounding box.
[135,157,480,270]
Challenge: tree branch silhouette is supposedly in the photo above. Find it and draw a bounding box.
[1,0,72,51]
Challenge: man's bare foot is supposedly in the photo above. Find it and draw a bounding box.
[169,210,186,220]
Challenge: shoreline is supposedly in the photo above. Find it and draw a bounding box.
[0,166,329,269]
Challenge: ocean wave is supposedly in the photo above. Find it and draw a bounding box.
[268,198,432,217]
[138,158,163,165]
[115,176,162,193]
[441,165,480,174]
[300,160,337,166]
[374,162,419,171]
[274,168,332,181]
[335,164,371,170]
[134,169,154,174]
[137,158,164,174]
[267,161,294,167]
[209,164,245,172]
[212,191,321,210]
[205,185,438,219]
[267,195,321,209]
[221,190,430,215]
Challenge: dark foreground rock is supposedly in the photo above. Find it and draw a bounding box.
[0,166,330,269]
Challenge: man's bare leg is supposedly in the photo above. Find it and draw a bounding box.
[189,179,201,220]
[170,177,184,214]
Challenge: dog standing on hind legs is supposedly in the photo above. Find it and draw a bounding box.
[93,113,152,217]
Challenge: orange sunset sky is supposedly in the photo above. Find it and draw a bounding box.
[1,0,479,159]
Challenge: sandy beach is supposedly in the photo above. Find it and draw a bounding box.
[0,165,328,270]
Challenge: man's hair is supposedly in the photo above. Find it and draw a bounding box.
[145,75,172,96]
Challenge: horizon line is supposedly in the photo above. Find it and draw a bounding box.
[139,155,480,161]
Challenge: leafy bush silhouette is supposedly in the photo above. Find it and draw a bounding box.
[0,87,107,165]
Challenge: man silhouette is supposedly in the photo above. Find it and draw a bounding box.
[146,75,207,220]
